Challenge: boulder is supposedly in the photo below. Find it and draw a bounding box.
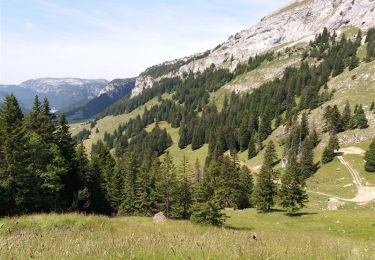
[327,198,345,211]
[153,212,167,223]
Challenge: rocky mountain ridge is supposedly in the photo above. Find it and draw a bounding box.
[132,0,375,96]
[0,78,108,110]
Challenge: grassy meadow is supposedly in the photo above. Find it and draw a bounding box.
[1,203,375,259]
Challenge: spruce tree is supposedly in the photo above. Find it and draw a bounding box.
[173,155,192,219]
[248,134,257,159]
[349,55,359,71]
[365,138,375,173]
[72,143,91,211]
[135,165,157,216]
[192,158,202,184]
[349,105,368,129]
[279,155,308,213]
[300,137,316,179]
[156,152,177,218]
[342,101,352,129]
[119,152,139,214]
[56,113,82,209]
[190,162,226,226]
[238,166,253,209]
[0,95,36,214]
[252,141,278,212]
[322,132,339,164]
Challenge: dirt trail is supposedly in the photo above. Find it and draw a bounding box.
[311,147,375,205]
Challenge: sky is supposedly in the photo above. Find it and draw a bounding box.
[1,0,290,85]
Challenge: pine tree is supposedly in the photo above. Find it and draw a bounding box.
[342,101,352,129]
[178,124,190,149]
[322,132,339,164]
[192,159,202,184]
[88,149,112,214]
[252,141,278,212]
[173,155,192,219]
[56,113,82,209]
[190,190,226,226]
[40,144,68,211]
[156,152,177,218]
[238,166,253,209]
[300,137,316,179]
[349,55,359,71]
[119,152,139,214]
[349,104,368,129]
[248,134,257,159]
[135,165,157,216]
[190,167,226,226]
[191,126,205,150]
[279,155,308,213]
[300,112,309,141]
[72,143,91,211]
[0,95,36,214]
[365,138,375,173]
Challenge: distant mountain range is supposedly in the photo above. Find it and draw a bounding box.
[63,78,136,121]
[0,78,108,111]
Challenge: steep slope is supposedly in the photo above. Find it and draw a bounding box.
[133,0,375,95]
[1,78,108,110]
[64,78,136,121]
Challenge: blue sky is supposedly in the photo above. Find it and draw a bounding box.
[1,0,289,84]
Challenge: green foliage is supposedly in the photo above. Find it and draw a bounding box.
[349,104,368,129]
[253,141,278,212]
[365,138,375,173]
[322,132,339,164]
[279,155,308,213]
[366,28,375,62]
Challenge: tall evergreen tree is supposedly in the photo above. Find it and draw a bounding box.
[119,152,139,214]
[248,134,257,159]
[192,159,202,184]
[56,114,82,209]
[342,101,352,129]
[300,137,316,179]
[0,95,36,214]
[365,138,375,173]
[252,141,278,212]
[72,143,91,211]
[173,154,192,219]
[156,152,177,218]
[238,166,254,209]
[279,155,308,213]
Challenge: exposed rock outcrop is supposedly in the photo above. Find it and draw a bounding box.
[132,0,375,96]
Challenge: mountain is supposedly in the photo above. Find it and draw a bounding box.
[132,0,375,96]
[64,78,136,121]
[0,78,108,111]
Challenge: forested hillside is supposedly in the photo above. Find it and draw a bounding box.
[1,28,375,225]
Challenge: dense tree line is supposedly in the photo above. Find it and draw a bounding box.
[366,27,375,62]
[2,28,372,223]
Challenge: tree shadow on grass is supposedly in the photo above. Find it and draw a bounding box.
[285,212,318,217]
[224,225,253,231]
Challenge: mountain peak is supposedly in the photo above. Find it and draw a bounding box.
[132,0,375,96]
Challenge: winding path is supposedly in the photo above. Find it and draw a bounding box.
[310,147,375,205]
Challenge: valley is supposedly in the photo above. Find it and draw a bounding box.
[1,0,375,259]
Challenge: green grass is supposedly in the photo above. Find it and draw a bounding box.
[307,157,356,199]
[344,154,375,185]
[1,207,375,259]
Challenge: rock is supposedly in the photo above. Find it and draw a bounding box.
[327,198,345,211]
[153,212,167,223]
[131,0,375,96]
